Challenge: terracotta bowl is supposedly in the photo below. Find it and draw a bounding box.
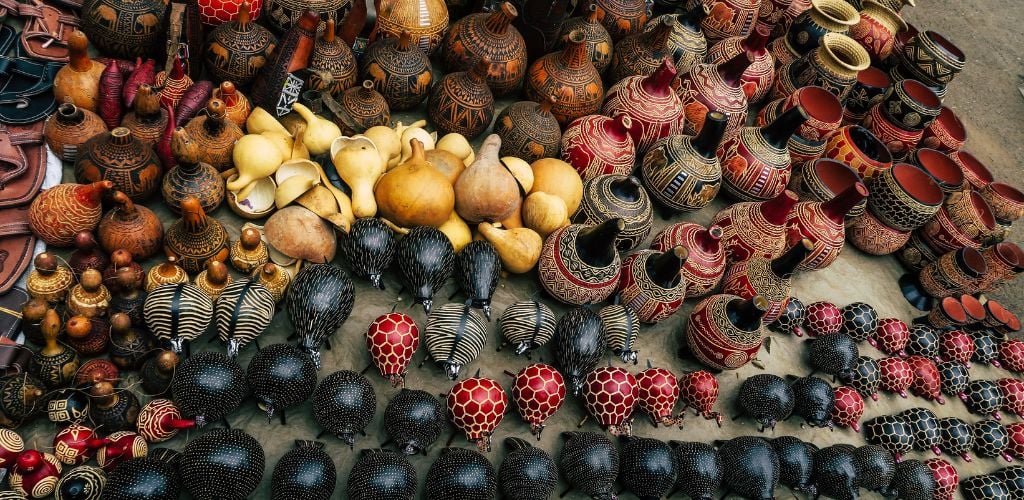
[919,106,967,153]
[791,158,867,217]
[821,125,893,181]
[926,296,967,329]
[911,148,964,194]
[984,300,1011,329]
[844,66,891,123]
[863,103,924,162]
[920,205,983,255]
[943,189,996,242]
[867,162,943,231]
[979,182,1024,222]
[880,79,941,130]
[897,30,966,86]
[789,85,843,141]
[950,150,994,191]
[959,294,986,324]
[846,209,910,255]
[918,246,987,298]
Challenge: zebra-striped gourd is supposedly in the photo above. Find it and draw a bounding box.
[286,263,355,368]
[600,304,640,364]
[215,279,276,358]
[499,300,557,357]
[554,307,607,396]
[143,283,214,354]
[424,303,488,380]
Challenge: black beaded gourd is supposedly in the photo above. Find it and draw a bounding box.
[899,407,942,455]
[143,282,214,354]
[790,375,835,428]
[853,444,896,493]
[347,449,418,500]
[864,414,915,460]
[396,226,455,314]
[737,373,795,431]
[88,383,140,432]
[972,331,1002,367]
[960,473,1011,500]
[179,428,265,500]
[384,388,446,455]
[47,388,90,425]
[813,445,860,500]
[619,436,677,500]
[456,240,501,320]
[599,304,640,364]
[54,465,105,500]
[246,343,317,423]
[938,416,975,460]
[286,263,355,368]
[215,278,276,358]
[770,436,816,494]
[670,441,721,500]
[717,436,780,500]
[999,466,1024,496]
[498,437,558,500]
[423,302,488,380]
[559,432,619,500]
[848,355,881,401]
[102,457,180,500]
[768,295,805,336]
[553,307,607,395]
[498,300,557,356]
[906,324,940,358]
[170,351,247,427]
[425,447,496,500]
[972,419,1012,460]
[883,459,936,500]
[311,370,377,446]
[809,333,859,383]
[938,360,970,397]
[340,217,397,290]
[963,379,1005,419]
[839,301,877,342]
[271,440,336,499]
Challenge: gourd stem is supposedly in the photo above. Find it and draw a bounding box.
[692,111,727,159]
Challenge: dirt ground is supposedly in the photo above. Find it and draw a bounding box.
[28,0,1024,498]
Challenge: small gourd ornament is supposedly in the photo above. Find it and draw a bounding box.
[366,312,420,387]
[143,282,214,354]
[229,228,269,274]
[600,304,641,364]
[54,31,104,112]
[64,315,109,356]
[179,429,265,499]
[213,81,251,127]
[47,389,91,430]
[510,363,566,438]
[144,257,189,292]
[102,250,144,295]
[341,217,396,290]
[32,309,80,389]
[121,85,168,147]
[0,373,47,427]
[194,260,233,301]
[183,99,244,172]
[88,382,140,432]
[203,1,277,86]
[246,343,317,424]
[383,388,446,455]
[425,448,497,499]
[424,302,488,380]
[272,441,337,498]
[26,253,74,304]
[21,299,48,345]
[161,127,225,215]
[308,19,357,95]
[252,262,291,302]
[447,376,508,452]
[68,232,109,278]
[140,351,179,396]
[54,465,106,500]
[216,278,276,358]
[170,351,247,427]
[311,370,377,446]
[107,313,153,371]
[456,240,502,320]
[396,226,455,314]
[285,263,355,368]
[538,218,625,305]
[554,307,607,395]
[499,438,558,500]
[94,431,148,471]
[619,246,688,324]
[0,428,24,481]
[9,450,62,499]
[97,192,164,261]
[499,300,557,356]
[163,197,230,274]
[346,449,417,499]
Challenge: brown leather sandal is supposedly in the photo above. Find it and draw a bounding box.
[17,0,82,62]
[0,206,36,295]
[0,121,46,208]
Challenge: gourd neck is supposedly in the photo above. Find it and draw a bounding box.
[485,3,518,35]
[236,0,252,26]
[726,295,768,331]
[695,225,723,254]
[585,3,601,24]
[218,82,239,107]
[820,182,868,224]
[677,2,707,31]
[560,31,591,68]
[742,25,771,54]
[111,192,139,218]
[609,176,643,203]
[771,239,813,278]
[68,31,92,72]
[646,16,675,52]
[396,30,414,52]
[108,127,134,147]
[77,181,114,208]
[642,59,677,97]
[603,114,632,142]
[759,190,798,226]
[760,105,808,149]
[202,99,228,138]
[181,200,210,233]
[646,247,687,288]
[693,111,727,159]
[576,219,623,268]
[55,103,84,126]
[717,51,753,87]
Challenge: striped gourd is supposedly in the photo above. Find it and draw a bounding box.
[499,300,556,357]
[143,283,214,354]
[424,303,487,380]
[286,263,355,368]
[599,304,640,364]
[215,278,276,358]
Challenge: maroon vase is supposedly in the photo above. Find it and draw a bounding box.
[650,223,726,298]
[719,105,807,201]
[711,189,799,263]
[721,238,814,324]
[602,58,684,155]
[676,51,751,136]
[561,113,637,181]
[785,182,869,271]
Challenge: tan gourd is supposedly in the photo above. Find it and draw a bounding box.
[502,156,534,192]
[522,191,569,238]
[252,262,291,302]
[364,125,401,168]
[261,131,297,160]
[500,203,524,228]
[331,136,384,218]
[424,149,465,185]
[477,223,543,274]
[438,211,473,252]
[230,227,269,273]
[374,138,454,228]
[399,125,436,163]
[454,134,521,223]
[530,157,583,215]
[246,107,290,135]
[145,256,189,291]
[54,31,105,112]
[295,185,351,229]
[227,134,285,199]
[184,99,244,172]
[195,260,233,300]
[301,157,355,231]
[292,103,341,155]
[436,133,474,166]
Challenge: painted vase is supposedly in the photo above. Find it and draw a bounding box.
[650,222,726,297]
[262,0,351,34]
[706,26,774,103]
[183,98,244,172]
[711,189,798,263]
[785,182,869,271]
[164,198,230,274]
[28,181,113,247]
[640,110,726,213]
[97,191,165,260]
[161,128,225,215]
[372,0,448,54]
[685,294,768,370]
[559,4,614,75]
[538,219,624,305]
[821,125,892,180]
[561,113,636,181]
[359,31,433,111]
[442,2,527,96]
[646,4,707,74]
[848,0,906,62]
[894,29,965,87]
[203,1,277,86]
[603,58,684,155]
[308,19,358,96]
[594,0,649,41]
[843,66,891,124]
[719,105,806,201]
[427,59,493,139]
[619,247,688,324]
[775,33,870,100]
[699,0,759,43]
[866,162,943,232]
[525,30,605,127]
[81,0,168,58]
[494,96,561,163]
[918,247,987,298]
[676,51,751,136]
[788,158,866,218]
[721,239,813,323]
[75,128,161,202]
[43,103,108,163]
[574,175,653,251]
[607,15,675,83]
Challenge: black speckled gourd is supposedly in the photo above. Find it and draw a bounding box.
[853,444,895,493]
[285,263,355,368]
[346,449,417,500]
[396,226,454,315]
[717,436,780,500]
[559,432,618,500]
[311,370,377,447]
[271,440,336,499]
[170,351,246,427]
[456,240,501,320]
[179,428,264,499]
[340,218,396,290]
[737,373,795,431]
[670,441,721,500]
[770,436,816,494]
[553,307,607,395]
[809,332,859,383]
[813,445,859,500]
[498,437,557,500]
[246,343,317,423]
[102,457,179,500]
[790,375,836,428]
[599,304,640,364]
[619,436,676,500]
[425,447,495,500]
[383,388,446,455]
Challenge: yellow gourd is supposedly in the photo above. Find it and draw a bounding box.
[424,149,465,185]
[246,107,290,135]
[438,211,472,252]
[399,125,435,163]
[331,136,384,218]
[261,131,295,159]
[291,103,341,155]
[530,158,583,215]
[228,134,285,199]
[522,191,569,238]
[477,223,543,274]
[364,126,401,168]
[306,160,355,232]
[437,133,473,166]
[374,139,454,228]
[502,156,534,192]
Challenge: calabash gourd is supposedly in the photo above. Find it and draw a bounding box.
[522,192,569,238]
[454,135,522,224]
[436,133,474,165]
[530,158,583,215]
[477,223,543,274]
[439,211,473,252]
[228,134,285,199]
[374,139,454,228]
[364,125,401,168]
[246,107,290,135]
[292,103,341,155]
[332,136,384,218]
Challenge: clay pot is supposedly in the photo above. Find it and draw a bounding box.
[640,110,726,213]
[359,31,433,111]
[699,0,759,43]
[184,99,244,172]
[756,85,842,163]
[618,247,687,324]
[74,128,161,202]
[910,148,964,194]
[561,113,636,181]
[373,0,449,54]
[917,206,981,260]
[26,254,74,304]
[719,105,807,201]
[603,59,683,155]
[35,311,79,385]
[789,158,867,218]
[866,162,943,231]
[924,296,968,330]
[706,26,775,103]
[650,222,726,297]
[676,51,751,136]
[785,182,869,270]
[919,247,987,298]
[821,125,892,180]
[494,96,561,163]
[711,189,799,263]
[69,232,109,278]
[949,150,993,191]
[979,182,1024,223]
[978,242,1023,292]
[204,1,277,86]
[777,33,869,101]
[54,33,105,112]
[97,191,164,260]
[164,197,230,274]
[919,106,966,154]
[559,4,614,75]
[685,294,768,370]
[442,2,527,96]
[29,181,114,247]
[574,175,653,251]
[934,188,997,242]
[722,239,813,323]
[538,219,624,305]
[593,0,649,41]
[848,0,906,62]
[843,66,891,124]
[783,0,859,55]
[428,60,493,139]
[43,103,108,163]
[863,103,923,162]
[120,84,169,148]
[646,4,708,74]
[525,30,605,127]
[895,30,965,87]
[607,15,675,83]
[162,128,225,215]
[880,79,941,131]
[308,19,358,95]
[845,209,910,255]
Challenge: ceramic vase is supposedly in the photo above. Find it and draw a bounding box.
[788,158,866,218]
[647,3,708,74]
[561,113,636,181]
[894,30,965,87]
[774,33,870,101]
[705,26,774,103]
[919,106,967,154]
[785,182,869,271]
[602,58,684,155]
[538,219,624,305]
[756,85,843,164]
[848,0,906,63]
[918,247,987,299]
[261,0,349,33]
[75,128,162,202]
[308,19,358,96]
[594,0,649,41]
[721,239,813,323]
[842,66,890,124]
[640,110,727,213]
[719,105,806,201]
[43,103,108,163]
[685,294,768,370]
[676,51,751,136]
[328,80,391,135]
[866,162,944,231]
[820,125,892,180]
[442,2,527,96]
[711,189,798,263]
[846,209,910,255]
[698,0,759,43]
[650,222,726,297]
[81,0,169,58]
[607,15,675,82]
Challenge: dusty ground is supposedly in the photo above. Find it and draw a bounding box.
[29,0,1024,498]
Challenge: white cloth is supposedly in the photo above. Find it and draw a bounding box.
[14,145,63,291]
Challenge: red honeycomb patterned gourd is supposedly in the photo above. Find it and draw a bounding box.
[582,366,638,436]
[940,330,975,367]
[878,357,913,398]
[636,367,680,428]
[197,0,262,26]
[923,458,958,500]
[906,355,945,404]
[804,301,842,337]
[830,385,864,432]
[871,318,909,356]
[366,312,420,388]
[1001,339,1024,373]
[511,363,566,438]
[446,377,507,452]
[678,370,722,425]
[1006,422,1024,459]
[998,378,1024,419]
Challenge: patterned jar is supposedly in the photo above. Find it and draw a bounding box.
[538,220,624,305]
[847,0,906,62]
[650,223,726,297]
[778,33,870,101]
[685,294,768,370]
[699,0,759,43]
[676,52,750,136]
[618,248,687,324]
[602,58,684,155]
[895,30,965,87]
[788,158,866,218]
[561,113,636,181]
[441,2,527,96]
[919,106,967,154]
[525,30,605,127]
[979,182,1024,223]
[640,110,726,213]
[371,0,447,54]
[820,125,892,180]
[560,4,614,75]
[866,162,943,232]
[711,189,798,263]
[783,0,859,55]
[862,103,922,162]
[705,26,774,103]
[719,105,806,202]
[645,5,707,74]
[843,66,891,124]
[845,209,910,255]
[918,247,987,298]
[74,128,161,202]
[785,183,869,271]
[594,0,649,41]
[574,175,653,251]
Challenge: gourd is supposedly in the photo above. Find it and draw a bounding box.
[424,149,465,184]
[522,192,569,238]
[331,136,384,218]
[436,133,474,166]
[454,134,521,223]
[477,223,542,274]
[502,156,533,192]
[227,134,285,199]
[439,211,473,252]
[364,125,401,167]
[530,158,583,215]
[399,123,436,163]
[292,103,341,155]
[374,139,454,228]
[246,107,290,135]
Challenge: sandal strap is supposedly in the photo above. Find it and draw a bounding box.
[0,0,18,18]
[0,25,16,56]
[0,206,31,237]
[0,55,58,94]
[0,124,41,188]
[19,1,81,59]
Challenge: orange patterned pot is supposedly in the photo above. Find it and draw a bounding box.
[711,189,798,263]
[676,52,750,136]
[949,150,993,191]
[821,125,892,181]
[846,209,910,255]
[979,182,1024,223]
[862,103,923,162]
[918,247,987,298]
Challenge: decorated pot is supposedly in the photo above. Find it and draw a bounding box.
[525,30,605,127]
[921,189,995,253]
[843,66,891,124]
[493,97,561,163]
[950,149,994,191]
[866,162,943,231]
[821,125,892,180]
[685,294,768,370]
[786,183,868,270]
[203,1,277,86]
[645,5,707,74]
[719,105,806,201]
[880,78,941,131]
[650,222,726,297]
[574,175,653,251]
[618,248,687,324]
[561,113,636,181]
[980,182,1024,223]
[602,58,683,155]
[640,110,726,213]
[789,158,866,217]
[776,33,869,101]
[676,52,750,136]
[560,4,614,74]
[594,0,649,41]
[919,106,967,153]
[81,0,168,58]
[427,59,493,139]
[263,0,352,34]
[442,3,527,96]
[706,26,774,102]
[782,0,859,55]
[606,15,675,82]
[894,30,965,87]
[359,31,433,111]
[711,189,798,263]
[699,0,759,43]
[721,239,811,323]
[910,148,964,194]
[538,219,624,305]
[918,247,987,298]
[848,0,906,62]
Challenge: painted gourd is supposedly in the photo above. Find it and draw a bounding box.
[179,429,264,499]
[285,263,355,368]
[143,283,214,354]
[423,303,488,380]
[245,343,317,423]
[311,370,377,446]
[215,279,275,358]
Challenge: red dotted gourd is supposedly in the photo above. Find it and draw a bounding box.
[447,376,508,452]
[365,312,420,387]
[581,366,638,436]
[923,458,958,500]
[511,363,566,438]
[906,355,945,403]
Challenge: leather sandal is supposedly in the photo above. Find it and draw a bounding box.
[0,206,36,295]
[0,121,46,207]
[0,24,60,124]
[17,0,82,62]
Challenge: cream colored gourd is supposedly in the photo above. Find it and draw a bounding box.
[502,156,534,192]
[364,126,401,167]
[500,203,524,228]
[454,134,521,224]
[331,136,384,218]
[437,133,474,166]
[522,191,569,238]
[374,138,454,228]
[530,157,583,215]
[424,149,465,185]
[228,134,285,199]
[305,160,355,232]
[438,211,472,252]
[399,125,435,163]
[291,103,341,155]
[477,223,543,274]
[246,107,290,135]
